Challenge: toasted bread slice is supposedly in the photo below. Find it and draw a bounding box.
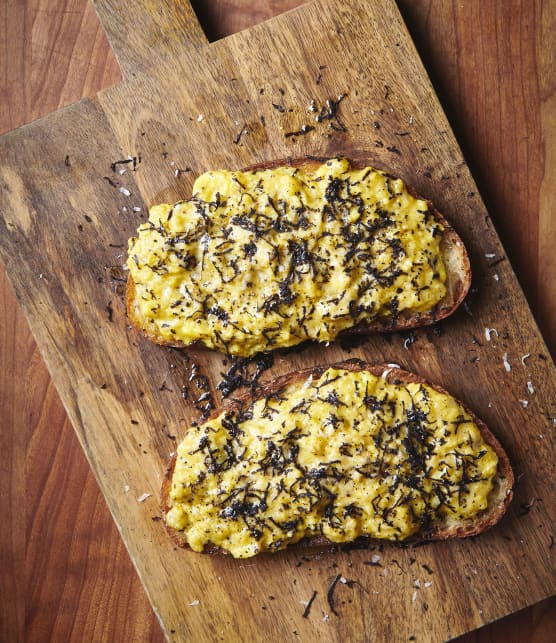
[126,157,471,356]
[161,360,513,557]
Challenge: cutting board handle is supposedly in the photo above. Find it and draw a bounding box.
[92,0,208,80]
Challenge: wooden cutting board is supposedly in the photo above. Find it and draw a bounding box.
[1,1,554,640]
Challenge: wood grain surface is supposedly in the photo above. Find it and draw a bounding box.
[1,1,554,642]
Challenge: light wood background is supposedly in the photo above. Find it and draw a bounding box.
[1,1,554,641]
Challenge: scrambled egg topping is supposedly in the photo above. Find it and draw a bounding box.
[127,158,447,356]
[166,368,498,558]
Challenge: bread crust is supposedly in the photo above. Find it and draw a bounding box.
[161,359,514,555]
[126,157,471,351]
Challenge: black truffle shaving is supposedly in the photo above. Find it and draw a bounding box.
[302,590,318,618]
[217,352,274,398]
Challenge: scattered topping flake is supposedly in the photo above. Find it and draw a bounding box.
[326,575,357,616]
[519,400,529,408]
[527,381,535,395]
[301,590,318,618]
[503,353,511,372]
[233,123,248,145]
[216,353,274,399]
[110,156,140,172]
[285,125,315,138]
[381,363,401,379]
[103,176,119,188]
[521,353,531,366]
[197,114,204,122]
[485,327,498,342]
[119,186,131,197]
[307,95,348,131]
[188,599,200,606]
[327,574,342,616]
[403,335,415,350]
[137,492,151,502]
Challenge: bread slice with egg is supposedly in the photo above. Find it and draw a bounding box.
[161,360,513,558]
[126,157,471,356]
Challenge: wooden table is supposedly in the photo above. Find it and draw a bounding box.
[1,1,554,641]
